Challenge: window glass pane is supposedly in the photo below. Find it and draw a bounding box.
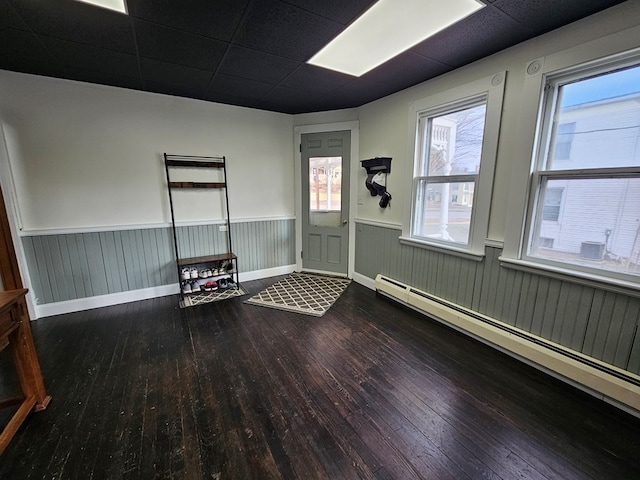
[547,65,640,170]
[529,177,640,277]
[542,187,563,221]
[309,157,342,212]
[413,180,475,245]
[426,104,486,176]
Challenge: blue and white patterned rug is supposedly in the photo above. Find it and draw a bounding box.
[245,272,351,317]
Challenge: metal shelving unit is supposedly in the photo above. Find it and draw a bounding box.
[164,153,241,307]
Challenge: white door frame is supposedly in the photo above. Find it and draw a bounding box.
[0,123,37,319]
[294,121,359,278]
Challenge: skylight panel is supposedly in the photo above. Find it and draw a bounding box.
[76,0,128,14]
[308,0,484,77]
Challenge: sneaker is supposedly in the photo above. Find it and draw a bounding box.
[205,268,212,277]
[181,268,191,280]
[199,269,209,278]
[182,281,192,295]
[203,280,218,292]
[190,267,198,279]
[191,280,201,293]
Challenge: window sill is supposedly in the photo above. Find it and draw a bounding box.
[399,236,485,262]
[498,256,640,298]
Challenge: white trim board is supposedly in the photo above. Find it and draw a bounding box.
[352,271,376,290]
[34,264,296,319]
[19,216,297,237]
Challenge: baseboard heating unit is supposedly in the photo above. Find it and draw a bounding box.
[374,274,640,417]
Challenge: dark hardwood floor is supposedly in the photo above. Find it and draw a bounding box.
[1,276,639,479]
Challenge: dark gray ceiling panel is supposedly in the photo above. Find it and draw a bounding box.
[217,46,300,85]
[134,20,227,72]
[281,65,353,95]
[38,35,140,78]
[233,0,343,61]
[0,0,30,29]
[0,0,629,114]
[493,0,627,34]
[283,0,377,25]
[127,0,250,42]
[412,5,531,68]
[139,57,212,93]
[8,0,136,54]
[365,52,454,90]
[207,74,274,100]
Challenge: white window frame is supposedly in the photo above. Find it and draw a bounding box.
[401,72,506,260]
[501,34,640,294]
[521,55,640,284]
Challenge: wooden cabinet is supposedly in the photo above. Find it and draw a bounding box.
[0,289,50,455]
[164,154,241,308]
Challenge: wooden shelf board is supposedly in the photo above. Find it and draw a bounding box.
[165,160,224,168]
[169,182,226,189]
[177,253,237,267]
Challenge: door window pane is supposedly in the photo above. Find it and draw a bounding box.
[309,156,342,228]
[309,157,342,212]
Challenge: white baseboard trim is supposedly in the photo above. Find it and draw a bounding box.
[34,264,297,319]
[238,265,296,283]
[35,284,180,319]
[352,272,376,290]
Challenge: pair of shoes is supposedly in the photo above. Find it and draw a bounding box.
[218,277,236,290]
[199,268,212,278]
[182,280,202,294]
[203,280,218,292]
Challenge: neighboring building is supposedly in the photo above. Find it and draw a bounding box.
[536,92,640,268]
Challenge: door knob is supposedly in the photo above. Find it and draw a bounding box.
[342,219,348,225]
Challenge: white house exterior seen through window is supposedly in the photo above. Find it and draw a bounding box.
[526,60,640,282]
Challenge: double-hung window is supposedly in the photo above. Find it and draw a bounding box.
[403,72,505,258]
[412,99,486,245]
[524,58,640,283]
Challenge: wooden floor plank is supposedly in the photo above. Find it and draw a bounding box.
[1,277,639,479]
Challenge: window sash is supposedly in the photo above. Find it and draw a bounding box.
[411,97,487,249]
[412,177,477,246]
[525,172,640,281]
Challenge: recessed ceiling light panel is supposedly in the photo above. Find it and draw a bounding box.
[76,0,128,14]
[308,0,484,77]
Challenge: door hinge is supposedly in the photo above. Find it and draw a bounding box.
[301,251,303,259]
[299,144,302,152]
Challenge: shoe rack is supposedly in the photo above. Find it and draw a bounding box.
[164,153,240,307]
